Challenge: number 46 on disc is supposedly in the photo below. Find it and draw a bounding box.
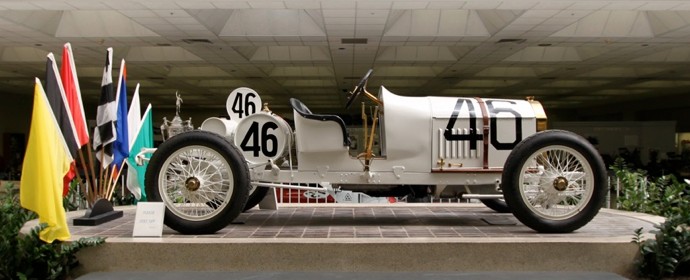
[227,87,262,120]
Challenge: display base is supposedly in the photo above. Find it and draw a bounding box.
[66,206,655,279]
[73,198,123,226]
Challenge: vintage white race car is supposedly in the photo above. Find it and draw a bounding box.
[144,69,607,235]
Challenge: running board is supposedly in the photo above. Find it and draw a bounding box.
[251,182,327,192]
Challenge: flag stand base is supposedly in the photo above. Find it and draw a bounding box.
[73,198,123,226]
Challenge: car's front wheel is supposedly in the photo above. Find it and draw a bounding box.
[502,130,607,233]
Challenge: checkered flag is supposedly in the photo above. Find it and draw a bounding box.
[92,48,116,169]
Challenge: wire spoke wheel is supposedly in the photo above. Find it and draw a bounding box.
[159,145,233,221]
[502,130,607,233]
[520,146,594,220]
[146,131,250,234]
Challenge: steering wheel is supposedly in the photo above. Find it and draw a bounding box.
[346,69,373,109]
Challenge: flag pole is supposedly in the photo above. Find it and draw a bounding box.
[98,148,107,201]
[97,150,102,200]
[76,148,93,203]
[71,163,85,198]
[106,159,128,201]
[85,142,98,205]
[105,166,116,201]
[104,167,112,201]
[121,169,125,199]
[112,159,128,200]
[104,162,117,201]
[71,165,89,209]
[104,164,112,200]
[78,178,86,209]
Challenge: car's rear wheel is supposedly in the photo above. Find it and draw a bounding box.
[480,198,510,213]
[145,131,250,234]
[502,130,607,233]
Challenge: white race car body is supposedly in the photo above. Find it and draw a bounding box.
[250,86,540,188]
[382,86,537,171]
[145,71,606,234]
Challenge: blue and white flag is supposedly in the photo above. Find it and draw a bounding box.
[112,59,129,172]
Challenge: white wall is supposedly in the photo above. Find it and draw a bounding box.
[552,121,676,164]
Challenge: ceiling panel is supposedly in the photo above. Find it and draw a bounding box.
[0,0,689,116]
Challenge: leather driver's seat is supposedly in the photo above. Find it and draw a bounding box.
[290,98,350,150]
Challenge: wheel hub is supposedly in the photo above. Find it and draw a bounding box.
[553,176,568,191]
[185,177,201,191]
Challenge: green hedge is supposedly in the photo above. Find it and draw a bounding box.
[0,183,104,280]
[612,160,690,279]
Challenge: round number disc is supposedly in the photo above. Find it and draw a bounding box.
[226,87,262,120]
[233,112,291,164]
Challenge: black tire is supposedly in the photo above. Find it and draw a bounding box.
[501,130,607,233]
[145,131,250,234]
[243,186,269,211]
[405,185,431,203]
[480,198,511,213]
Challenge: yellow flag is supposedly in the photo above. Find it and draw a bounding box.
[20,78,72,243]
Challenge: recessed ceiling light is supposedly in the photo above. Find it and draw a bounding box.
[182,39,213,44]
[496,38,526,44]
[341,38,368,44]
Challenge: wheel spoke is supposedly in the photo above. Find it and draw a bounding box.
[158,145,234,221]
[197,161,215,179]
[567,172,586,183]
[519,145,594,220]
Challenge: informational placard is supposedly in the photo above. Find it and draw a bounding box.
[132,202,165,237]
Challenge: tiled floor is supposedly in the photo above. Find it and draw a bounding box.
[65,204,658,240]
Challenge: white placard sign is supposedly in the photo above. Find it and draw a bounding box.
[132,202,165,237]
